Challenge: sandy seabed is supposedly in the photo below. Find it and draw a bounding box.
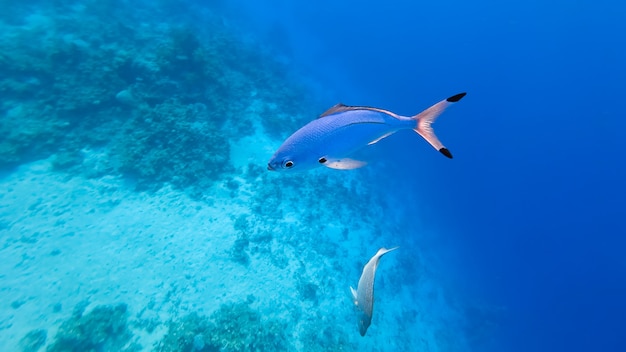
[0,132,467,351]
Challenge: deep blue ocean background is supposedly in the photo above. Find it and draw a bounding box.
[224,0,626,350]
[1,0,625,351]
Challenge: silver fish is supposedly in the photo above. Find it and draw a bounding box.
[267,93,466,171]
[351,246,398,336]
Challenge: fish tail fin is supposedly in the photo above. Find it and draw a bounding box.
[373,246,399,267]
[377,246,399,257]
[412,92,466,159]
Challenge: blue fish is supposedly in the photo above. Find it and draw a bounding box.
[267,92,466,171]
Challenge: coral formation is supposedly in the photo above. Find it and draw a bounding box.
[156,312,212,352]
[207,302,288,351]
[157,301,289,352]
[110,99,231,192]
[47,303,139,352]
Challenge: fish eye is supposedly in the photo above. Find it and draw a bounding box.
[283,160,294,168]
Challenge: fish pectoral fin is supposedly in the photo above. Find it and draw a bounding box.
[324,158,367,170]
[350,286,359,306]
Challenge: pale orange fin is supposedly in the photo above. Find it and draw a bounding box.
[413,92,466,159]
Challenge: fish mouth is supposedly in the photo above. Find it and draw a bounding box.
[267,163,275,171]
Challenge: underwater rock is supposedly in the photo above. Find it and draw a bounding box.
[11,300,25,309]
[51,149,83,171]
[19,329,46,352]
[297,282,318,303]
[52,303,62,313]
[231,236,250,266]
[115,89,139,107]
[192,334,205,351]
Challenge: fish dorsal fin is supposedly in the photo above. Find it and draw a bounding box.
[319,103,352,118]
[319,104,398,118]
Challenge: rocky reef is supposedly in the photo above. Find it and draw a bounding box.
[46,303,138,352]
[0,0,310,195]
[157,301,289,352]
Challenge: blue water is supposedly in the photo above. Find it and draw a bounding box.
[2,0,625,351]
[227,0,626,350]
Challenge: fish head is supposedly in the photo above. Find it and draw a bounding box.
[268,118,333,172]
[267,145,319,172]
[357,312,372,336]
[267,155,297,171]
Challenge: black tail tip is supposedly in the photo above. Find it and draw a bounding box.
[439,148,453,159]
[446,92,466,103]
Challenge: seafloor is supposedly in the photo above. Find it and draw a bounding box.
[1,1,473,351]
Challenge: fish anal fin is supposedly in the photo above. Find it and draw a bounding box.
[324,158,367,170]
[368,132,395,145]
